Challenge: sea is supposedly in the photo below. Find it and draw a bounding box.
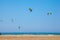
[0,32,60,35]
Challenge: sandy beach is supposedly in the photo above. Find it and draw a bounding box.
[0,35,60,40]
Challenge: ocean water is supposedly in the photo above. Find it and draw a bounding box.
[0,32,60,35]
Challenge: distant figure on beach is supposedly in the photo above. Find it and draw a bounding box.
[29,8,32,12]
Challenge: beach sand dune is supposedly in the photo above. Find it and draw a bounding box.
[0,35,60,40]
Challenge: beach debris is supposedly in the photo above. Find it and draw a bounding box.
[29,8,32,12]
[47,12,52,15]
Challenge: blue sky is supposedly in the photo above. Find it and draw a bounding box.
[0,0,60,33]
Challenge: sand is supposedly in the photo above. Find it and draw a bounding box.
[0,35,60,40]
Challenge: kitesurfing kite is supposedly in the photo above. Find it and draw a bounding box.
[47,12,52,15]
[29,8,32,12]
[18,26,20,31]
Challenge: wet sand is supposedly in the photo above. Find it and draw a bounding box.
[0,35,60,40]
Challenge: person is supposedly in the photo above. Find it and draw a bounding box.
[0,33,2,35]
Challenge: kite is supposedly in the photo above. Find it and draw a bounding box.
[18,26,20,31]
[47,12,52,15]
[29,8,32,12]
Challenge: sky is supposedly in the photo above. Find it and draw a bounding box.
[0,0,60,33]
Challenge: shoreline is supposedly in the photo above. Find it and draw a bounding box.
[0,34,60,36]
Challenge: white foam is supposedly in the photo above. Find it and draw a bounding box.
[0,35,60,37]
